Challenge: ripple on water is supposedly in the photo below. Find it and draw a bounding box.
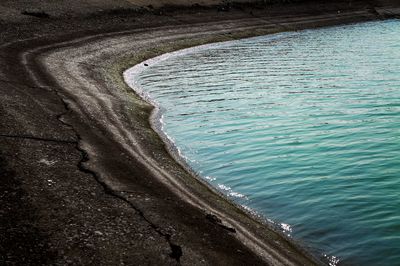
[129,20,400,265]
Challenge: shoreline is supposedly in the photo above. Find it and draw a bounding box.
[41,21,322,265]
[1,1,400,264]
[121,20,388,263]
[123,29,308,254]
[122,28,307,242]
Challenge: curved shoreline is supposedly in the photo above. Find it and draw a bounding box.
[39,21,321,266]
[38,13,376,265]
[123,29,298,230]
[20,9,392,266]
[1,2,399,265]
[122,30,308,255]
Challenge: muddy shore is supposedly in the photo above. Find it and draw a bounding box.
[1,0,399,265]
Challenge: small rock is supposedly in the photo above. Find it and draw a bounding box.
[39,158,57,166]
[94,231,103,236]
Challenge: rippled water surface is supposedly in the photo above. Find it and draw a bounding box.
[128,20,400,265]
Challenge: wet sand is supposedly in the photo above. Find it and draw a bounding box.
[1,0,399,265]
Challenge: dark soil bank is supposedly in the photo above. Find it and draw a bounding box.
[0,0,399,265]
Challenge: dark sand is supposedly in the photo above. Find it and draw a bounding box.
[0,0,399,265]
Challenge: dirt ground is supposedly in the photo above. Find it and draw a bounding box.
[0,0,399,265]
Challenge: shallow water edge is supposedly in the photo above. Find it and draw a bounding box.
[123,28,350,264]
[110,8,397,265]
[125,18,400,264]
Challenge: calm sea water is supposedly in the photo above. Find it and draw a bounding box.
[128,20,400,265]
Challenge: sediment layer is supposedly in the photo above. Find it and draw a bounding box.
[1,0,399,265]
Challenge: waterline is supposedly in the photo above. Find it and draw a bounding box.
[125,20,400,265]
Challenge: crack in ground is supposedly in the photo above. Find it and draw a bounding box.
[22,52,183,263]
[76,140,183,263]
[0,78,52,90]
[0,133,76,144]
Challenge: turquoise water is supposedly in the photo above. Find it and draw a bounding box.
[129,20,400,265]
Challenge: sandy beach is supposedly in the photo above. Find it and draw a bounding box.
[1,0,399,265]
